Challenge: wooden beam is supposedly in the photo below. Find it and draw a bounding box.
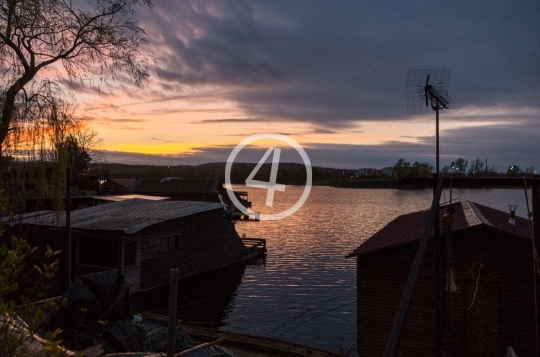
[168,268,179,357]
[384,177,445,357]
[175,338,227,356]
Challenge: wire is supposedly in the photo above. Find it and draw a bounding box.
[274,300,357,337]
[466,257,483,311]
[449,177,453,206]
[266,297,338,335]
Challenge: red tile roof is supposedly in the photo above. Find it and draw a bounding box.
[346,201,532,258]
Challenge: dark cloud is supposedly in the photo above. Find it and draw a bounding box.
[311,128,338,134]
[103,151,190,165]
[151,137,183,143]
[198,118,266,123]
[437,120,539,169]
[102,118,149,123]
[114,127,144,130]
[137,0,539,127]
[85,117,148,126]
[100,1,540,169]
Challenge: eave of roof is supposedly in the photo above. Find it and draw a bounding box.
[92,194,170,202]
[346,200,531,258]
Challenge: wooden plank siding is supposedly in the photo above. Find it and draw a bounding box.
[357,227,536,357]
[139,209,245,290]
[121,239,142,293]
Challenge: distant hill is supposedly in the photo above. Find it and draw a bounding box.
[93,162,361,185]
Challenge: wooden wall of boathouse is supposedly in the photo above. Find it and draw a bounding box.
[70,207,244,293]
[9,204,245,295]
[357,226,536,357]
[119,239,142,293]
[138,208,244,291]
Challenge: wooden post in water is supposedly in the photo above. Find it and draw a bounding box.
[167,268,179,357]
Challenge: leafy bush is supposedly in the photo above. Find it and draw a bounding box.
[0,192,68,356]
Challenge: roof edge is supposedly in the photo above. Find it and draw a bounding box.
[464,200,494,227]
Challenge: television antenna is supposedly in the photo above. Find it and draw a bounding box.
[404,69,452,357]
[405,68,452,173]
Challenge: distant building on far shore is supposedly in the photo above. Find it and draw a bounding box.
[381,167,394,177]
[356,167,394,177]
[357,168,379,176]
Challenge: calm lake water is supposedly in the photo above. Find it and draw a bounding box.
[154,186,532,354]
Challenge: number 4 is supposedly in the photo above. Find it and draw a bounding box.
[245,147,286,207]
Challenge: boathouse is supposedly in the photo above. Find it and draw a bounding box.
[347,201,536,357]
[14,199,261,293]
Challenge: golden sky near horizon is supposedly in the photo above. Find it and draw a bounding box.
[78,87,515,158]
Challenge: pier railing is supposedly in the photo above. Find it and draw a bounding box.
[241,237,267,252]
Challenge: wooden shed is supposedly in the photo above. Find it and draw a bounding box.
[347,200,537,357]
[14,199,263,294]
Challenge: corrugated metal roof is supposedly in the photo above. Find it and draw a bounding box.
[347,200,531,258]
[129,178,221,194]
[2,210,53,227]
[92,194,170,202]
[18,199,226,234]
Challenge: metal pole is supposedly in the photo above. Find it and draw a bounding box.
[434,106,442,357]
[436,107,440,174]
[532,177,540,357]
[168,268,179,357]
[434,175,442,357]
[533,177,540,268]
[66,168,72,288]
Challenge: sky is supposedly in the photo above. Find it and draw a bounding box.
[71,0,539,171]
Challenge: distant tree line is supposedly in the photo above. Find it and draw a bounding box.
[99,162,360,185]
[441,157,535,178]
[394,157,535,180]
[100,157,537,188]
[392,159,433,182]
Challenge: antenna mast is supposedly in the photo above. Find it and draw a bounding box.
[406,68,452,357]
[406,68,452,173]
